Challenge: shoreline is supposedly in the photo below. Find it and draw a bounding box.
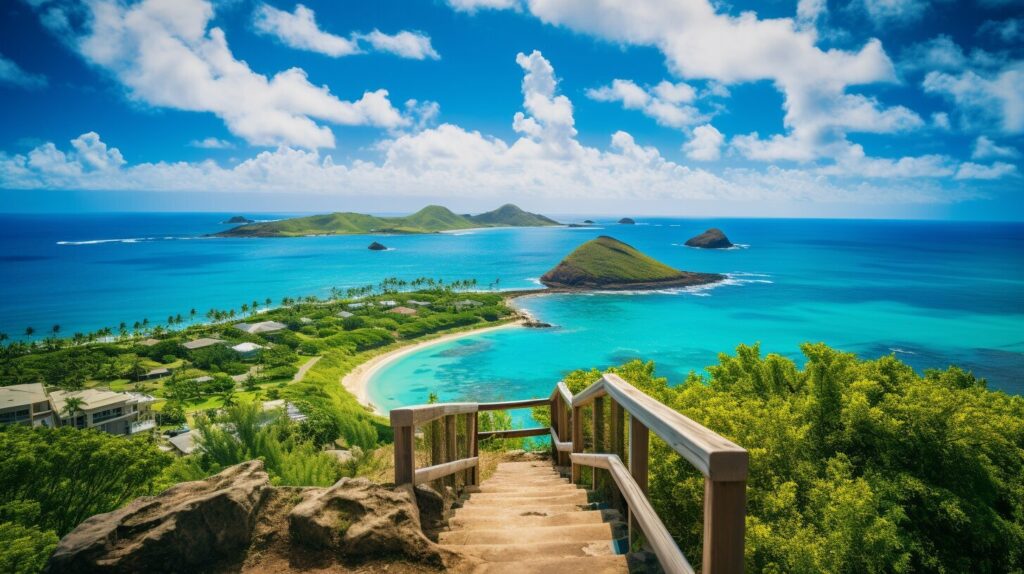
[341,319,527,414]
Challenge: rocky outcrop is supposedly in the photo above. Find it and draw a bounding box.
[223,215,254,224]
[368,241,388,251]
[289,477,444,565]
[46,461,272,573]
[684,228,733,249]
[618,218,635,224]
[583,219,595,224]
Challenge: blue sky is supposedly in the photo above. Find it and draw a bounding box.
[0,0,1021,219]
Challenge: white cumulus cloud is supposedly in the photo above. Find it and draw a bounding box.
[683,124,724,161]
[586,79,704,129]
[924,62,1024,134]
[955,162,1018,180]
[30,0,409,149]
[972,136,1019,160]
[254,4,439,60]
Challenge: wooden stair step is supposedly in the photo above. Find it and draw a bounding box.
[465,555,628,574]
[447,540,617,561]
[466,490,588,503]
[452,504,589,519]
[440,523,613,545]
[449,509,617,529]
[461,493,588,508]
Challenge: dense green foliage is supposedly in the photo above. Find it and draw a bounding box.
[549,346,1024,573]
[0,425,171,571]
[216,204,559,237]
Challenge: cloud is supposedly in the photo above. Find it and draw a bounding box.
[31,0,408,149]
[254,4,439,60]
[1,51,980,208]
[357,30,440,60]
[858,0,928,26]
[683,124,724,161]
[955,161,1018,180]
[972,136,1019,160]
[978,18,1023,44]
[924,62,1024,134]
[189,137,234,149]
[446,0,522,13]
[254,3,361,57]
[586,79,704,129]
[520,0,922,163]
[0,53,47,89]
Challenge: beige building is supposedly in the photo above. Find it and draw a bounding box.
[0,383,57,427]
[49,389,157,435]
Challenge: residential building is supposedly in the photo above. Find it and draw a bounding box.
[182,337,225,350]
[234,321,287,335]
[231,342,264,358]
[337,311,354,318]
[0,383,57,427]
[455,299,483,311]
[389,306,417,316]
[49,389,156,435]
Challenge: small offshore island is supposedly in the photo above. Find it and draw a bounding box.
[214,204,559,238]
[540,235,723,290]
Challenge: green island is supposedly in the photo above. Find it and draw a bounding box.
[540,235,723,290]
[214,203,560,237]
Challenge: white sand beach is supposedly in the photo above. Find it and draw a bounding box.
[342,320,525,414]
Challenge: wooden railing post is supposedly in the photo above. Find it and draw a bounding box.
[444,415,457,490]
[557,399,570,467]
[703,478,746,574]
[610,399,624,459]
[628,416,649,545]
[571,405,583,483]
[550,395,560,462]
[592,397,605,490]
[466,412,479,486]
[394,423,415,486]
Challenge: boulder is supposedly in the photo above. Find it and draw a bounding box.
[684,228,734,249]
[288,477,444,565]
[46,460,272,573]
[367,241,388,251]
[618,217,635,224]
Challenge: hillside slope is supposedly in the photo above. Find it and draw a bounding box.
[540,236,723,290]
[216,204,559,237]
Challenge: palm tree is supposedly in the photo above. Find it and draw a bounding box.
[241,303,249,316]
[264,297,272,309]
[221,388,237,408]
[51,324,61,337]
[190,308,197,324]
[25,326,34,340]
[62,397,87,428]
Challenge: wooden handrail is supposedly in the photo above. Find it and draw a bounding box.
[572,374,748,481]
[572,453,696,574]
[479,427,549,440]
[389,402,477,427]
[549,427,573,452]
[479,398,548,411]
[415,457,479,484]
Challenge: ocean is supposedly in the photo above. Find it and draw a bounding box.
[1,213,1022,407]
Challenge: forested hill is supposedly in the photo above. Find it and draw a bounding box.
[215,204,560,237]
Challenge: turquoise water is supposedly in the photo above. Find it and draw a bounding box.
[1,214,1021,404]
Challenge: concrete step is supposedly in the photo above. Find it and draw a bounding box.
[440,523,614,545]
[466,555,628,574]
[446,540,617,561]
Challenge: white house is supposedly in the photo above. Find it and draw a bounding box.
[0,383,56,428]
[231,342,264,358]
[49,389,156,435]
[233,321,287,335]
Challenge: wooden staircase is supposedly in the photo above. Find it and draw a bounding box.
[441,460,628,573]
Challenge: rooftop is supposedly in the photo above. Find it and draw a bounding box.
[138,338,161,346]
[231,342,264,353]
[50,388,137,415]
[234,321,287,334]
[389,306,418,315]
[0,383,48,408]
[337,311,354,318]
[182,337,225,350]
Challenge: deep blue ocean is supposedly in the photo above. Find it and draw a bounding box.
[1,213,1021,407]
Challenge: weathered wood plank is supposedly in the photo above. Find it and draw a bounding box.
[444,415,457,489]
[478,427,549,440]
[415,457,479,484]
[390,402,478,427]
[549,428,573,452]
[478,398,548,411]
[572,405,583,483]
[394,424,415,486]
[703,479,746,574]
[572,453,696,574]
